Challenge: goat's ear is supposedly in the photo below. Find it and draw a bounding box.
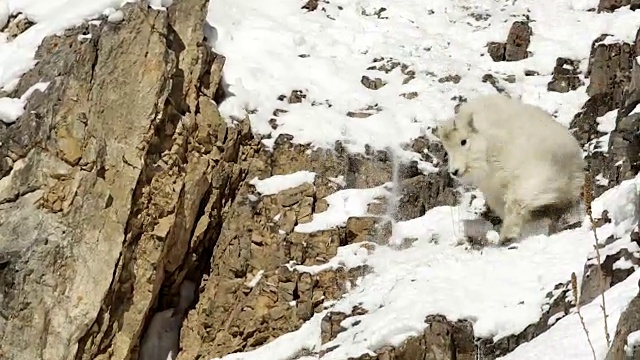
[457,113,477,134]
[467,114,478,133]
[431,126,440,139]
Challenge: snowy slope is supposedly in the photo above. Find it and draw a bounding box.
[208,0,639,154]
[205,0,640,359]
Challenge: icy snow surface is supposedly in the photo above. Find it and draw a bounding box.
[206,0,640,357]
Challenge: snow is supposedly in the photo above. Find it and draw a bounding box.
[207,0,640,154]
[0,0,135,92]
[292,243,372,275]
[247,270,265,288]
[0,81,49,123]
[627,330,640,356]
[613,257,636,270]
[498,270,640,360]
[294,184,390,233]
[249,170,316,196]
[212,173,640,360]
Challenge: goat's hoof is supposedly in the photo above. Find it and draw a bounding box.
[499,236,517,246]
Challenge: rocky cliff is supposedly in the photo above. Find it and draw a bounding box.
[0,1,639,360]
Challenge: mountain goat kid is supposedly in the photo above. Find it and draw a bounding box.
[435,94,585,245]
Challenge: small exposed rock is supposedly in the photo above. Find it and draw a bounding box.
[487,41,506,62]
[400,92,418,100]
[288,90,307,104]
[524,69,540,76]
[301,0,319,11]
[361,75,387,90]
[579,243,640,306]
[346,111,373,118]
[438,74,462,84]
[482,74,507,93]
[402,75,415,84]
[505,21,533,61]
[548,57,584,93]
[4,14,34,40]
[273,108,288,116]
[346,104,382,118]
[597,0,640,12]
[503,74,516,83]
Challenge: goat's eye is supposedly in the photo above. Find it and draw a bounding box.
[460,139,467,146]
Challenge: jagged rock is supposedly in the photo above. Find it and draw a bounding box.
[0,1,239,359]
[337,315,475,360]
[505,21,533,61]
[605,285,640,359]
[586,34,636,108]
[597,0,640,12]
[547,57,584,93]
[320,306,368,345]
[361,75,387,90]
[3,14,34,40]
[572,30,640,195]
[345,216,392,244]
[485,21,532,62]
[606,53,640,186]
[579,231,640,306]
[487,41,506,62]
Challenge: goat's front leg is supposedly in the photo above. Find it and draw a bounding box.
[499,196,530,246]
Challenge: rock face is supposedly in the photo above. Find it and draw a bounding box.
[597,0,640,12]
[486,21,532,62]
[606,285,640,360]
[0,2,241,359]
[570,29,640,196]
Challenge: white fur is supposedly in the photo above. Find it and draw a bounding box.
[436,94,586,244]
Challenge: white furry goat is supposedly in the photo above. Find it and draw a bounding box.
[435,94,586,245]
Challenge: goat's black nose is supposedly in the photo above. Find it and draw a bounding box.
[450,169,459,177]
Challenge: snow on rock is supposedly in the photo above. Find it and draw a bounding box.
[294,184,390,233]
[627,330,640,356]
[206,0,640,153]
[0,0,134,91]
[249,170,316,196]
[498,270,640,360]
[0,81,49,123]
[211,173,640,360]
